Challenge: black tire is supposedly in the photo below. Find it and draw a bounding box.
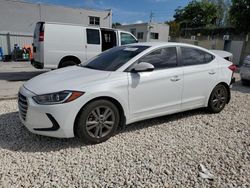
[241,79,250,86]
[59,60,76,68]
[76,100,120,144]
[208,84,229,113]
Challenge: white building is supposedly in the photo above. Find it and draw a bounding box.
[0,0,112,55]
[117,23,169,42]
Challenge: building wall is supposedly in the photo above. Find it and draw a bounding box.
[149,23,169,42]
[0,0,112,55]
[117,23,169,42]
[0,0,112,34]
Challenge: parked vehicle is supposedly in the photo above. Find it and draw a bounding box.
[19,43,236,144]
[240,55,250,85]
[32,22,138,69]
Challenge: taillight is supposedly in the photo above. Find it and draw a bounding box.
[228,64,237,72]
[39,31,44,42]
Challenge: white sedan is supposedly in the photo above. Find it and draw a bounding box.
[18,43,236,144]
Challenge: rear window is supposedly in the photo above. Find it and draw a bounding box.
[181,47,214,66]
[34,22,44,39]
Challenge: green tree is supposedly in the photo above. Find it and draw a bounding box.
[166,21,180,37]
[174,0,218,28]
[112,22,121,28]
[205,0,231,26]
[229,0,250,33]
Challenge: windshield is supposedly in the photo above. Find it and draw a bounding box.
[80,45,149,71]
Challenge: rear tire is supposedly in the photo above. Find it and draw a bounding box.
[76,100,120,144]
[208,84,229,113]
[241,79,250,86]
[59,60,77,68]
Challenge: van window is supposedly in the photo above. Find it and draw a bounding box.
[87,29,100,45]
[120,33,137,45]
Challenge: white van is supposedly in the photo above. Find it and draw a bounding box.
[32,22,138,69]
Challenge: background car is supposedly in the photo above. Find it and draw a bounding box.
[240,55,250,85]
[19,43,236,144]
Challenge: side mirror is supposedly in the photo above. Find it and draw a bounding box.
[132,62,154,73]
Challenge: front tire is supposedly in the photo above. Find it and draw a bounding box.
[76,100,120,144]
[208,84,229,113]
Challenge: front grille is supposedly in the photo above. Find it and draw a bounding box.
[18,92,28,121]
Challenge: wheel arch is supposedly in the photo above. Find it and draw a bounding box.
[58,55,81,68]
[219,82,231,103]
[208,82,231,105]
[73,96,126,137]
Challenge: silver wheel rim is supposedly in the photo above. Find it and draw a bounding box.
[86,106,115,138]
[212,86,227,110]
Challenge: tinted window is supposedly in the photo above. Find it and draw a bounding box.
[81,46,149,71]
[139,47,178,69]
[181,47,214,66]
[121,33,137,45]
[87,29,100,44]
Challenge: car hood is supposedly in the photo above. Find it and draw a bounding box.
[24,66,111,94]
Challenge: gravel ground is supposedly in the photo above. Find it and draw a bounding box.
[0,77,249,187]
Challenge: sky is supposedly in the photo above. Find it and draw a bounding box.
[27,0,190,24]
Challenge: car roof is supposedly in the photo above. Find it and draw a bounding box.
[127,42,207,49]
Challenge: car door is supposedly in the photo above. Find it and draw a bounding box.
[128,46,183,122]
[85,28,102,60]
[180,47,218,110]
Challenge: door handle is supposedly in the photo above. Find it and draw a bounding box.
[170,76,181,82]
[208,71,216,75]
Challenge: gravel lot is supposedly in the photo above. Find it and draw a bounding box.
[0,76,249,187]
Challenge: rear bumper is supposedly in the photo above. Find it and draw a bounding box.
[31,59,44,69]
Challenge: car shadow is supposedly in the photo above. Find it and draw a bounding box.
[0,109,208,153]
[0,71,47,81]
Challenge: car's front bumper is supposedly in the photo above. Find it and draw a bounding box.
[18,86,82,138]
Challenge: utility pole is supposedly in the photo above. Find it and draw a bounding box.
[149,11,153,23]
[147,11,154,42]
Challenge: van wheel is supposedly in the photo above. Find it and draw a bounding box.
[76,100,120,144]
[59,60,77,68]
[208,84,228,113]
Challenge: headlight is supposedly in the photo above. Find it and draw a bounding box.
[33,91,84,105]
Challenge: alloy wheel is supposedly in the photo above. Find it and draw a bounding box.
[211,86,227,110]
[86,106,115,138]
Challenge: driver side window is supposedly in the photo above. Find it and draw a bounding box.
[121,33,137,45]
[138,47,178,69]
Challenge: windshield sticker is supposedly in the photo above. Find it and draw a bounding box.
[124,48,138,51]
